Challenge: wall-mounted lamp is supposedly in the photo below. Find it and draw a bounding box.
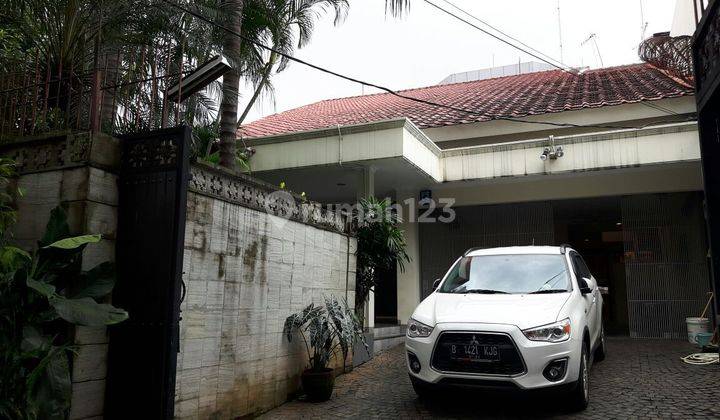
[167,55,231,103]
[540,135,564,161]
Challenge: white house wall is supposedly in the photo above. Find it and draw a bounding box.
[250,126,405,171]
[401,127,442,181]
[442,124,700,182]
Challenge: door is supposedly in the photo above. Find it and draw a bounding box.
[570,251,600,344]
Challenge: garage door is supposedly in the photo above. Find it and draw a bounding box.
[418,201,555,299]
[622,192,712,339]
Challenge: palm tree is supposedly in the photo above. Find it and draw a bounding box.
[218,0,246,170]
[236,0,349,129]
[216,0,410,170]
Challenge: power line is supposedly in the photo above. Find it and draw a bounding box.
[423,0,577,74]
[436,0,566,70]
[159,0,690,132]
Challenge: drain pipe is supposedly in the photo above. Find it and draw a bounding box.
[337,124,343,165]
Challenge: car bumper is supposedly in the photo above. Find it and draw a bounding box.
[405,322,582,390]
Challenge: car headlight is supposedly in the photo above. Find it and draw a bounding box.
[522,318,571,342]
[407,318,434,338]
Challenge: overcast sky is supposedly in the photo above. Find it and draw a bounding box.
[239,0,677,124]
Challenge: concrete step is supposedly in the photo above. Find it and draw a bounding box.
[373,325,406,355]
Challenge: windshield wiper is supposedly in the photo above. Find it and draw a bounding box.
[464,289,509,294]
[528,289,569,294]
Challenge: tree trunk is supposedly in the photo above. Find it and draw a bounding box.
[218,0,245,171]
[236,51,276,129]
[100,48,121,131]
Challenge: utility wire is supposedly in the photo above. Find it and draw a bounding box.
[159,0,691,131]
[423,0,577,74]
[436,0,567,70]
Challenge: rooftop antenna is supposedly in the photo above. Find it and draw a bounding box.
[557,0,564,63]
[639,0,649,42]
[581,33,604,68]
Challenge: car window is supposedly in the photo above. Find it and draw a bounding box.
[570,252,592,279]
[438,254,570,294]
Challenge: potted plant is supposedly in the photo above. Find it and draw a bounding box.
[283,296,367,402]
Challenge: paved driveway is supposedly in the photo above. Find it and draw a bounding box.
[259,337,720,419]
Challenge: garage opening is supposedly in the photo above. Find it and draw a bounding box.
[553,197,628,335]
[417,192,711,338]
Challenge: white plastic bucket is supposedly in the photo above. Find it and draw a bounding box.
[686,317,711,344]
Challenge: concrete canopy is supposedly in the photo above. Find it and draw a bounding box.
[245,118,441,203]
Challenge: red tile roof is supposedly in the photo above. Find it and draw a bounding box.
[239,63,694,138]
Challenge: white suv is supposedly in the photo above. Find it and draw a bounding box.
[405,246,605,411]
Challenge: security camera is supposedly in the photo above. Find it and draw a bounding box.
[540,147,550,161]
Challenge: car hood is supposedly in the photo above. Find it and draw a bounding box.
[413,292,571,330]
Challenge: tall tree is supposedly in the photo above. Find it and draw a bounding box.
[218,0,246,171]
[236,0,349,128]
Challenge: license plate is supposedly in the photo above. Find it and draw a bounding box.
[448,343,500,362]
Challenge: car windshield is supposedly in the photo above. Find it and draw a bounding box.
[438,254,571,294]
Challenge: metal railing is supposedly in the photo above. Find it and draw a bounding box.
[0,43,208,142]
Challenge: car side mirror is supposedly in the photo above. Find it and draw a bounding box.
[579,277,593,294]
[432,278,441,291]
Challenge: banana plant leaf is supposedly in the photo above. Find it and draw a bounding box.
[38,207,70,248]
[27,278,56,298]
[72,262,116,299]
[50,296,128,326]
[43,234,102,250]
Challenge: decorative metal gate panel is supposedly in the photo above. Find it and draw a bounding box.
[105,126,190,419]
[622,193,711,339]
[693,0,720,327]
[419,201,554,299]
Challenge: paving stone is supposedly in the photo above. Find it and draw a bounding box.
[259,337,720,419]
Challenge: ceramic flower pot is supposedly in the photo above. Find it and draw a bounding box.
[301,368,335,402]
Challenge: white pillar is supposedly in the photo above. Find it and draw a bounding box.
[358,167,376,329]
[396,190,421,324]
[356,166,376,201]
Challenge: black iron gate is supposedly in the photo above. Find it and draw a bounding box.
[693,0,720,320]
[105,126,190,419]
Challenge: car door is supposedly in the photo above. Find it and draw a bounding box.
[570,252,600,345]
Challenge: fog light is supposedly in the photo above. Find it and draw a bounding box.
[408,352,421,373]
[543,358,568,382]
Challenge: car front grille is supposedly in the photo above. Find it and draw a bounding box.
[431,332,526,376]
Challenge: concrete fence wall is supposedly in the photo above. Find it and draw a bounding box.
[174,164,357,419]
[4,133,358,419]
[4,132,120,419]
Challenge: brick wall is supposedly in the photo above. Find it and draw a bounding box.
[6,132,119,419]
[175,166,357,419]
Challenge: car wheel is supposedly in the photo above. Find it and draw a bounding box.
[409,375,433,400]
[594,325,607,363]
[569,345,590,411]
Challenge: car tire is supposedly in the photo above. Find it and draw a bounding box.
[409,375,433,400]
[569,344,590,412]
[594,325,607,363]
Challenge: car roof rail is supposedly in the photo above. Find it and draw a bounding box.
[463,247,484,256]
[559,243,572,254]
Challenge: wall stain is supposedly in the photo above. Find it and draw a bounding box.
[243,240,258,282]
[242,231,268,283]
[217,253,225,279]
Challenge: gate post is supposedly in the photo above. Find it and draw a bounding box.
[105,126,190,419]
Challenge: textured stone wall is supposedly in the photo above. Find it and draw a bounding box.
[175,188,356,419]
[5,132,119,419]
